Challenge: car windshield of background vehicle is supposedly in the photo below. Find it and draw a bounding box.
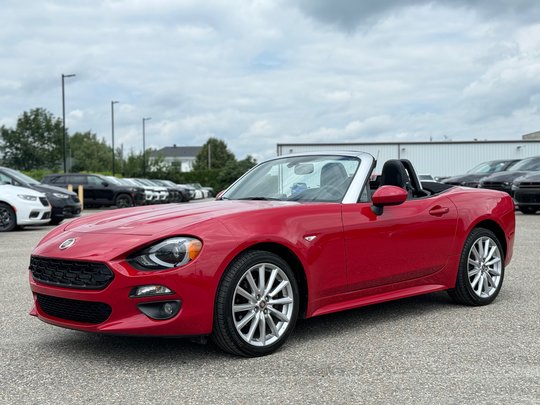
[467,161,505,174]
[3,168,41,185]
[222,155,360,202]
[508,157,540,172]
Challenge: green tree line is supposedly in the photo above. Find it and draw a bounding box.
[0,108,256,192]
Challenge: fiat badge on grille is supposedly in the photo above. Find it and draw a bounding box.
[59,238,76,250]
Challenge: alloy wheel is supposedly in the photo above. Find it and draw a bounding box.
[467,236,502,298]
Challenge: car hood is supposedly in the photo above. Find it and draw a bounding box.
[444,174,488,183]
[481,171,531,183]
[0,184,45,198]
[63,200,297,236]
[33,183,77,196]
[514,172,540,184]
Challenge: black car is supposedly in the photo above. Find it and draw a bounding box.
[42,173,145,208]
[479,156,540,196]
[152,179,190,202]
[0,167,81,225]
[443,159,519,188]
[512,172,540,214]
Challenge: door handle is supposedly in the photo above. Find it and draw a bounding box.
[429,206,450,216]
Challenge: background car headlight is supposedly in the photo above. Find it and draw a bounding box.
[51,192,70,199]
[128,237,202,270]
[18,194,38,201]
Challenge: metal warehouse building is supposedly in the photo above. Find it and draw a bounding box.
[276,140,540,177]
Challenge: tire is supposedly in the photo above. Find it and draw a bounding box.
[519,206,537,215]
[212,250,299,357]
[115,194,133,209]
[448,228,504,306]
[49,218,63,226]
[0,203,17,232]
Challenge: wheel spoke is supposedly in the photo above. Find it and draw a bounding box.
[268,306,289,323]
[470,272,481,288]
[245,272,258,295]
[258,264,266,294]
[266,314,279,337]
[237,287,256,302]
[468,258,480,267]
[471,245,481,262]
[268,297,293,305]
[484,272,496,288]
[269,280,289,298]
[487,267,501,277]
[263,269,278,296]
[477,241,484,259]
[246,313,259,342]
[483,239,490,259]
[258,313,266,345]
[233,303,256,313]
[468,267,481,277]
[486,257,501,267]
[485,246,496,262]
[475,274,484,295]
[482,273,489,294]
[236,310,256,329]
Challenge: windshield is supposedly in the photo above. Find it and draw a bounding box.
[467,160,509,174]
[2,168,41,185]
[509,157,540,172]
[222,155,360,202]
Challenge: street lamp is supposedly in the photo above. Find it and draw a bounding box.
[142,117,152,176]
[61,73,76,173]
[111,101,119,175]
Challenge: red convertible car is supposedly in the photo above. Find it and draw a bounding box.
[29,152,515,356]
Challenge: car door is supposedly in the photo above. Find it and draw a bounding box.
[342,194,458,291]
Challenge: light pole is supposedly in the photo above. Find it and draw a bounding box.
[61,73,76,173]
[142,117,151,176]
[111,101,119,175]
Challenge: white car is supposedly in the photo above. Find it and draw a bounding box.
[0,184,51,231]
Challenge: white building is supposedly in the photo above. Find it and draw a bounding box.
[277,140,540,177]
[149,145,202,172]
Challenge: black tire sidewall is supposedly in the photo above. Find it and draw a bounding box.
[115,194,133,208]
[0,203,16,232]
[215,250,299,357]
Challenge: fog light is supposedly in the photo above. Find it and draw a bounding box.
[129,285,173,298]
[137,300,181,320]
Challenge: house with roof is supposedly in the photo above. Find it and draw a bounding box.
[149,145,202,172]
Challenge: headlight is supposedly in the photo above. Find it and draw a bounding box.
[51,192,69,199]
[128,237,202,270]
[460,181,478,187]
[502,181,512,186]
[18,194,38,201]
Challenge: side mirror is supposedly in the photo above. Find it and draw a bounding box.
[215,190,225,200]
[371,185,408,215]
[102,181,109,187]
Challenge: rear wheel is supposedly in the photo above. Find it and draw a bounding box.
[448,228,504,306]
[519,206,537,215]
[0,203,16,232]
[212,250,299,357]
[115,194,133,208]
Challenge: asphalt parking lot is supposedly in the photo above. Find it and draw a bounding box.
[0,211,538,404]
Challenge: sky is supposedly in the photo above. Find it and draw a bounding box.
[2,0,540,162]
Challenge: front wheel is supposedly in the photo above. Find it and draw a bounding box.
[448,228,504,306]
[212,250,299,357]
[115,194,133,209]
[0,203,16,232]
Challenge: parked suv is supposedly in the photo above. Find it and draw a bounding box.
[479,156,540,196]
[0,167,81,225]
[512,172,540,214]
[42,173,145,208]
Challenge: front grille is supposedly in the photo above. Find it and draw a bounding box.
[36,294,111,324]
[39,197,49,207]
[515,183,540,189]
[30,256,114,290]
[515,193,540,203]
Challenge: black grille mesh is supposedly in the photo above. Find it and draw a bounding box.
[37,294,111,324]
[30,256,114,290]
[39,197,49,207]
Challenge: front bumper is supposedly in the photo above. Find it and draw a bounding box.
[29,258,215,336]
[49,195,82,221]
[513,188,540,206]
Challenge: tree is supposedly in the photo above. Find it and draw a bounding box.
[69,131,112,173]
[0,108,63,170]
[193,137,236,171]
[217,155,257,189]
